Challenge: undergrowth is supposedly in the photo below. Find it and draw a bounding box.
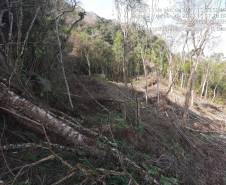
[1,76,226,185]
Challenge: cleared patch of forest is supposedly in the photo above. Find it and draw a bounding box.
[0,0,226,184]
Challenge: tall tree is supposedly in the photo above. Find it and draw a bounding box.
[181,0,223,125]
[114,0,140,96]
[113,31,123,81]
[133,2,151,105]
[54,0,82,108]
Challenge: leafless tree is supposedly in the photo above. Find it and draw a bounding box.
[133,0,159,105]
[200,60,213,99]
[114,0,142,96]
[180,0,223,125]
[54,0,84,108]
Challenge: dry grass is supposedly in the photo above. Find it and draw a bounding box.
[37,70,226,184]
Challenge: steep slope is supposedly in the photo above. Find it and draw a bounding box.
[1,74,226,184]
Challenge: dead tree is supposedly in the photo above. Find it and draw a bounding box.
[181,0,222,125]
[0,83,159,184]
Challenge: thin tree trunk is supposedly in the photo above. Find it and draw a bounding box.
[180,31,188,88]
[182,53,199,126]
[200,63,212,99]
[212,69,226,102]
[122,34,128,96]
[137,61,140,81]
[153,49,160,108]
[9,6,40,88]
[205,80,209,99]
[169,52,173,93]
[84,51,91,76]
[17,3,23,57]
[136,98,140,125]
[164,64,180,99]
[144,64,148,105]
[105,60,108,78]
[190,55,199,106]
[200,75,207,98]
[7,0,13,66]
[191,75,195,106]
[141,49,148,105]
[169,57,173,92]
[160,54,163,73]
[55,13,73,108]
[122,102,127,124]
[181,72,184,88]
[8,10,13,42]
[0,8,9,70]
[131,80,141,125]
[117,54,121,82]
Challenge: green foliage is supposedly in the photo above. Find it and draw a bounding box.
[24,9,35,20]
[160,176,180,185]
[2,1,226,184]
[37,75,52,92]
[134,125,144,131]
[114,31,123,44]
[184,61,190,74]
[143,153,156,159]
[108,137,126,143]
[27,154,38,161]
[78,11,86,19]
[173,142,180,147]
[21,148,27,153]
[72,172,83,180]
[223,176,226,183]
[106,175,128,184]
[125,98,134,106]
[143,163,180,185]
[161,136,167,143]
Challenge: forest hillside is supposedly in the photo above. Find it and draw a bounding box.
[0,0,226,184]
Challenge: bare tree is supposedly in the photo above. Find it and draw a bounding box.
[180,31,189,88]
[132,0,159,105]
[181,0,223,125]
[8,4,40,88]
[162,26,182,93]
[55,9,74,108]
[133,3,150,105]
[54,0,85,109]
[114,0,141,96]
[200,60,213,99]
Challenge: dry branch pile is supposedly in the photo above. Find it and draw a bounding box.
[0,82,159,184]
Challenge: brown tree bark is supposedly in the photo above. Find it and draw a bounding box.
[182,52,200,125]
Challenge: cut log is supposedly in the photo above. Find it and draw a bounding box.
[0,85,106,157]
[0,83,159,184]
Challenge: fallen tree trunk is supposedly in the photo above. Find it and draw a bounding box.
[0,84,107,157]
[0,83,159,184]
